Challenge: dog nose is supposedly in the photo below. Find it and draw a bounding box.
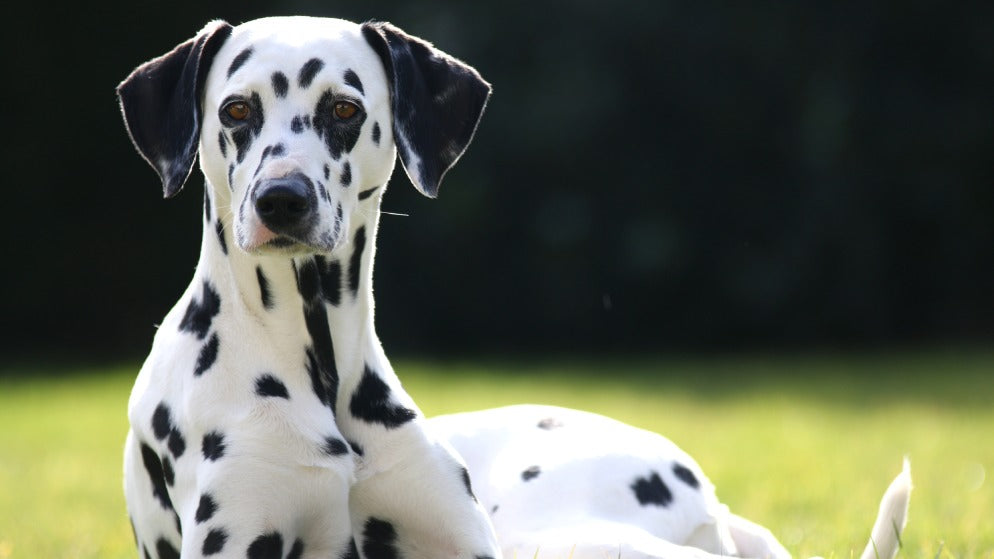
[254,175,314,232]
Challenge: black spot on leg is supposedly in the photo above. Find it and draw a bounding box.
[358,187,379,201]
[362,518,400,559]
[215,220,228,254]
[340,161,352,187]
[348,226,366,297]
[227,47,253,78]
[271,71,289,98]
[322,436,349,456]
[286,539,304,559]
[371,122,380,145]
[343,69,364,95]
[522,465,541,481]
[202,431,226,461]
[156,537,180,559]
[256,267,273,309]
[349,365,417,428]
[631,471,673,507]
[140,442,174,511]
[194,333,220,376]
[247,531,283,559]
[195,493,217,523]
[179,281,221,339]
[673,462,700,489]
[298,58,324,88]
[255,374,290,399]
[202,528,228,555]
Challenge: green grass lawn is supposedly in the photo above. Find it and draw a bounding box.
[1,350,991,558]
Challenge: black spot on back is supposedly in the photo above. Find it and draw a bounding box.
[371,122,380,145]
[673,462,700,489]
[631,471,673,507]
[298,58,324,88]
[256,266,273,310]
[286,539,304,559]
[522,465,541,481]
[358,187,379,201]
[255,373,290,399]
[179,281,221,339]
[140,441,174,511]
[271,71,289,98]
[247,531,283,559]
[323,436,349,456]
[343,69,364,95]
[362,518,400,559]
[194,333,220,376]
[348,226,366,297]
[195,493,217,523]
[202,431,226,461]
[349,364,417,428]
[340,161,352,187]
[156,537,180,559]
[202,528,228,555]
[227,48,253,78]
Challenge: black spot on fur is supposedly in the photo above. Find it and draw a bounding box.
[322,436,349,456]
[476,556,496,559]
[313,90,366,160]
[371,122,380,145]
[202,528,228,555]
[631,471,673,507]
[272,71,289,98]
[215,220,228,254]
[195,493,217,523]
[230,91,265,163]
[140,442,174,511]
[323,164,330,180]
[152,403,172,440]
[286,539,304,559]
[522,465,541,481]
[673,462,700,489]
[156,537,180,559]
[340,161,352,187]
[340,539,359,559]
[218,131,228,159]
[202,431,226,461]
[358,187,379,201]
[247,531,283,559]
[270,143,286,157]
[347,439,364,456]
[144,545,151,559]
[161,454,175,486]
[298,58,324,88]
[362,518,400,559]
[317,180,330,203]
[343,69,364,95]
[537,417,564,430]
[297,259,339,415]
[349,364,417,428]
[256,267,273,309]
[179,281,221,339]
[167,429,186,459]
[227,163,235,190]
[461,466,477,500]
[314,256,342,306]
[227,48,253,78]
[491,505,499,514]
[291,116,304,134]
[194,332,220,376]
[348,226,366,297]
[204,189,212,222]
[255,374,290,399]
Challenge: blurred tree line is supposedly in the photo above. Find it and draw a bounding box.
[1,1,991,361]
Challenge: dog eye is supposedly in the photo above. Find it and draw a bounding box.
[224,101,251,121]
[333,101,358,120]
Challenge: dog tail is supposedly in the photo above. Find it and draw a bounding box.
[857,458,912,559]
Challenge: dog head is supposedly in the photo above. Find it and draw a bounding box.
[118,16,490,255]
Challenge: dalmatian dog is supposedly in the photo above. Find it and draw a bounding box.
[118,16,498,559]
[429,405,912,559]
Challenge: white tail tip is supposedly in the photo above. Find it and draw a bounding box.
[860,458,912,559]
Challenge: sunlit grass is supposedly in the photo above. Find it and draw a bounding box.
[1,350,991,558]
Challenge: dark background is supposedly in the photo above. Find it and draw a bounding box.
[3,1,992,363]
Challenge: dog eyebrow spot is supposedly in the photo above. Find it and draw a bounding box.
[271,71,289,98]
[227,47,253,78]
[298,58,325,88]
[343,69,364,95]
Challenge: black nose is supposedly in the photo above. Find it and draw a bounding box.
[254,175,315,233]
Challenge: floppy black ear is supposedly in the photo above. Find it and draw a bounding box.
[361,22,492,198]
[117,20,233,198]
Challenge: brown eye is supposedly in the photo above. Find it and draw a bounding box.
[334,101,358,120]
[224,101,250,121]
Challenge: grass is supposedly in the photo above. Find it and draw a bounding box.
[1,349,991,558]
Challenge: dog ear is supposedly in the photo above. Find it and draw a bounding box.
[361,22,491,198]
[118,20,233,198]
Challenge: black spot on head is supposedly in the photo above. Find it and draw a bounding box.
[156,537,180,559]
[348,226,366,297]
[227,47,253,78]
[291,116,304,134]
[202,528,228,555]
[167,428,186,459]
[362,518,399,559]
[314,256,342,306]
[140,441,174,511]
[271,71,289,98]
[673,462,700,489]
[631,471,673,507]
[255,373,290,399]
[195,493,217,523]
[537,417,564,430]
[179,281,221,339]
[343,69,364,95]
[194,332,220,376]
[161,454,175,486]
[256,266,273,310]
[286,539,304,559]
[247,531,284,559]
[322,436,349,456]
[460,466,477,500]
[218,131,228,159]
[371,122,380,145]
[340,161,352,187]
[358,187,379,201]
[231,91,265,163]
[521,465,541,481]
[202,431,226,461]
[227,163,235,190]
[152,403,172,441]
[270,143,286,157]
[313,90,366,160]
[215,220,228,255]
[298,58,324,88]
[349,364,417,428]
